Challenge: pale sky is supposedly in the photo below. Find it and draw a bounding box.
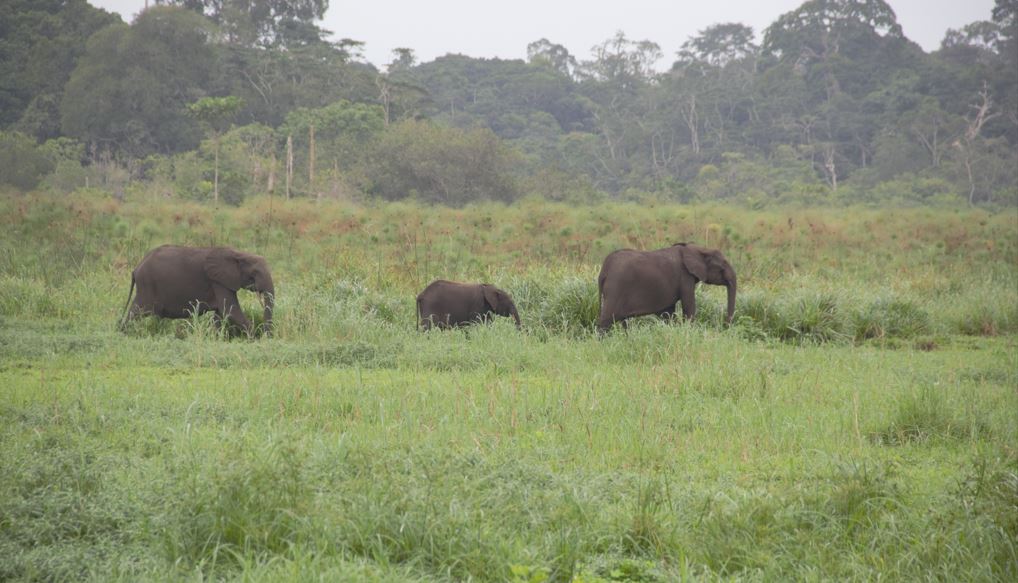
[89,1,997,69]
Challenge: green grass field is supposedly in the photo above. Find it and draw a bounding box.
[1,194,1016,581]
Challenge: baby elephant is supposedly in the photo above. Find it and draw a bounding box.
[416,280,521,330]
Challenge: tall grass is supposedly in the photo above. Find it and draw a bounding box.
[4,194,1015,342]
[0,194,1015,581]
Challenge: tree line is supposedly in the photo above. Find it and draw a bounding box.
[1,0,1015,206]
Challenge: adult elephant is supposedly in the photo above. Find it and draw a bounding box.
[119,245,275,336]
[597,243,736,332]
[417,280,521,330]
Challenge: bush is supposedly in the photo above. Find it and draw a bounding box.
[871,384,989,445]
[0,132,53,190]
[534,276,599,335]
[365,120,521,205]
[853,297,931,341]
[781,293,849,344]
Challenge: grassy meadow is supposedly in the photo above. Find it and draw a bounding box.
[1,193,1016,581]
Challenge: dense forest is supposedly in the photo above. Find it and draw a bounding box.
[1,0,1016,207]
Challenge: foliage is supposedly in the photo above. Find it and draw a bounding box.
[159,0,331,48]
[0,131,59,190]
[187,96,245,133]
[4,0,1018,206]
[59,6,216,158]
[365,120,521,205]
[0,0,121,138]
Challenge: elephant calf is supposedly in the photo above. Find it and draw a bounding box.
[119,245,275,336]
[598,242,736,332]
[417,280,521,330]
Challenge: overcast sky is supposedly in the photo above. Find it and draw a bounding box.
[89,1,996,68]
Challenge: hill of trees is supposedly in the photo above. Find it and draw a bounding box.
[1,0,1015,207]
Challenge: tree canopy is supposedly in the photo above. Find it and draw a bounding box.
[1,0,1015,207]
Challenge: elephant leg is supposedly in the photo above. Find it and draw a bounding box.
[209,310,225,332]
[213,288,253,337]
[421,315,437,331]
[597,308,619,333]
[597,312,630,333]
[120,303,143,331]
[679,285,697,321]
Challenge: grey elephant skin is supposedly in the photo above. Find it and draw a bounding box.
[416,280,521,330]
[119,245,275,336]
[597,243,736,332]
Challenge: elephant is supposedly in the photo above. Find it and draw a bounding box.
[119,245,275,336]
[416,280,521,330]
[597,242,736,332]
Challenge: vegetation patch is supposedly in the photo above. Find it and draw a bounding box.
[872,384,991,445]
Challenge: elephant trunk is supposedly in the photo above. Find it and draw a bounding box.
[262,288,274,335]
[725,272,737,325]
[510,305,522,329]
[257,273,275,336]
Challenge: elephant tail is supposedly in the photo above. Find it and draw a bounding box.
[117,273,136,332]
[416,295,422,331]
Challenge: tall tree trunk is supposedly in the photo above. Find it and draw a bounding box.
[959,82,1000,206]
[823,145,837,191]
[309,124,317,202]
[213,136,219,207]
[285,134,293,201]
[267,151,276,194]
[681,94,700,155]
[964,151,976,207]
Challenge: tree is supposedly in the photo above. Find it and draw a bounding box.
[278,100,384,198]
[60,6,216,158]
[761,0,913,101]
[668,23,759,165]
[377,49,430,126]
[157,0,330,48]
[954,82,1001,205]
[573,33,664,191]
[677,23,758,67]
[0,0,121,139]
[0,131,53,190]
[899,97,964,169]
[214,41,377,129]
[940,21,1002,66]
[580,31,662,90]
[527,39,579,78]
[992,0,1017,60]
[409,54,592,137]
[188,96,244,206]
[388,48,417,72]
[365,121,520,205]
[992,0,1018,138]
[757,0,923,187]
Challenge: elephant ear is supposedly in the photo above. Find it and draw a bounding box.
[481,285,502,312]
[204,248,243,291]
[681,247,708,281]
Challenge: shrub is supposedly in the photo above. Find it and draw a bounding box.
[0,131,53,190]
[536,276,599,335]
[853,297,931,341]
[781,293,850,344]
[871,384,989,445]
[365,120,521,205]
